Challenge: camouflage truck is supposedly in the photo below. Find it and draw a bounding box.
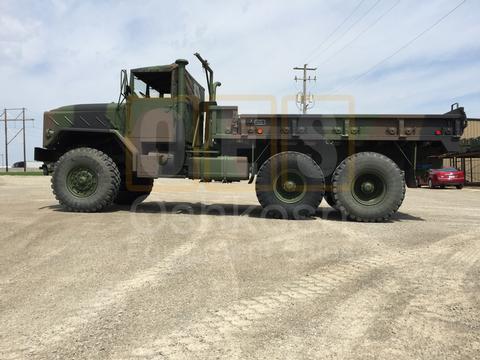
[35,53,469,221]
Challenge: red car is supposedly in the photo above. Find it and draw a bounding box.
[422,167,465,189]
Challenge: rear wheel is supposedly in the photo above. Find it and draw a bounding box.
[428,178,434,189]
[456,184,464,189]
[52,147,120,212]
[332,152,405,222]
[255,151,325,219]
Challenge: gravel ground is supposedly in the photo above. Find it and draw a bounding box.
[0,176,479,359]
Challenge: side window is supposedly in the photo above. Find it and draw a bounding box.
[133,76,147,97]
[133,78,164,99]
[132,71,173,99]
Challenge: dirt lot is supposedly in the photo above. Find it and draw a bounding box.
[0,176,479,359]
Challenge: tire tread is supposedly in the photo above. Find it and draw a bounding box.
[332,152,405,222]
[255,151,324,218]
[51,147,120,212]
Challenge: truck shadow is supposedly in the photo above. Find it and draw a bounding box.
[115,200,424,222]
[44,201,424,222]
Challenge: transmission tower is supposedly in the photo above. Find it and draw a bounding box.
[294,64,317,114]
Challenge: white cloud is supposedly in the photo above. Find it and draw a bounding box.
[0,0,479,163]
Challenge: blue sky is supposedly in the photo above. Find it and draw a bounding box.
[0,0,479,163]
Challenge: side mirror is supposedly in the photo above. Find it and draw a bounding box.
[118,69,129,105]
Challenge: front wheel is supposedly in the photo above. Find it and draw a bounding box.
[51,147,120,212]
[428,178,434,189]
[332,152,405,222]
[255,151,325,219]
[456,184,464,189]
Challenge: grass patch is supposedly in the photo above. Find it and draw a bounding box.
[0,172,45,176]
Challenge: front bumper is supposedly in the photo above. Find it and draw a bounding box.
[34,147,58,162]
[435,178,465,185]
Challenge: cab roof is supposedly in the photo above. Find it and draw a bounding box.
[130,63,178,73]
[130,62,205,98]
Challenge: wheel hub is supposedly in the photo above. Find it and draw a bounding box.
[67,167,98,198]
[283,180,297,192]
[273,170,307,204]
[360,181,375,194]
[352,173,386,206]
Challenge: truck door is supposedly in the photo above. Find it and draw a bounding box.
[128,98,174,176]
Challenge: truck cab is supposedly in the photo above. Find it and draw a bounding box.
[125,61,204,178]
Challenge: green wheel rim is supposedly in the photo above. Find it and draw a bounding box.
[66,166,98,198]
[273,170,307,204]
[351,172,386,206]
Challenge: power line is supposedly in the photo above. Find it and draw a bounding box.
[304,0,367,63]
[332,0,467,94]
[282,0,382,96]
[319,0,401,67]
[306,0,381,64]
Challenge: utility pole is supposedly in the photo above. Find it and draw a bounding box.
[1,108,34,172]
[3,109,7,173]
[22,108,26,172]
[294,64,317,114]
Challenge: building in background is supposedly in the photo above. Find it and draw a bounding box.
[442,120,480,185]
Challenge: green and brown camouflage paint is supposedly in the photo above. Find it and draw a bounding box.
[36,58,468,183]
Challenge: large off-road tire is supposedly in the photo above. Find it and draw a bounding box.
[114,174,153,205]
[332,152,405,222]
[51,147,120,212]
[255,151,325,219]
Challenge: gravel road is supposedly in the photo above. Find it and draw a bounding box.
[0,176,479,359]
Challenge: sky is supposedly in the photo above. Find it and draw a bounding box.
[0,0,479,164]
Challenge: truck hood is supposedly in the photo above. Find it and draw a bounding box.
[42,102,126,147]
[50,103,115,112]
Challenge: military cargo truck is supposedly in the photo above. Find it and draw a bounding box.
[35,53,469,221]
